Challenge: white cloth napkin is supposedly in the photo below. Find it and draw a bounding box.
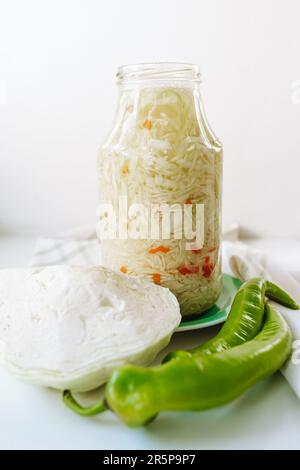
[29,226,300,399]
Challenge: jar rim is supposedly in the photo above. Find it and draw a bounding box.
[116,62,201,85]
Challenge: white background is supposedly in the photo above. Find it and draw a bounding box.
[0,0,300,237]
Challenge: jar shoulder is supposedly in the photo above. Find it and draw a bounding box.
[100,86,222,154]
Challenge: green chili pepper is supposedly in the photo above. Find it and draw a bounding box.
[164,277,298,362]
[62,391,106,417]
[105,303,292,427]
[264,280,298,309]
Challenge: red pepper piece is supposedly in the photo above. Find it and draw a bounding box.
[203,263,214,278]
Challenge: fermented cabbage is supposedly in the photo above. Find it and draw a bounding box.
[99,86,222,316]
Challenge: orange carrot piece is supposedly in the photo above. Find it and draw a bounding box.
[120,266,128,274]
[184,198,192,205]
[143,119,152,130]
[149,245,170,254]
[152,273,161,284]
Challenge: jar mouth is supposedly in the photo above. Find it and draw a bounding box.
[116,62,201,86]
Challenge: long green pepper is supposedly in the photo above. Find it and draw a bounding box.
[106,303,292,426]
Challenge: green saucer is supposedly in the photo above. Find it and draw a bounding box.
[177,274,242,332]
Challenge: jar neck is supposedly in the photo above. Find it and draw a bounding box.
[116,62,201,89]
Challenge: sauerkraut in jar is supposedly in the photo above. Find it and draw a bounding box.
[98,63,222,317]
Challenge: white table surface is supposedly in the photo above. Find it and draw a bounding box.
[1,236,300,450]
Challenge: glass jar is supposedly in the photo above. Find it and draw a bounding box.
[98,63,222,317]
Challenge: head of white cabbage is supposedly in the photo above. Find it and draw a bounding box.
[0,265,181,391]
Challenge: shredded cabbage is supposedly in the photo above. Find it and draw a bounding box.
[99,86,222,316]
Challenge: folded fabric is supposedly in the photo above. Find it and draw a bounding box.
[29,227,300,399]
